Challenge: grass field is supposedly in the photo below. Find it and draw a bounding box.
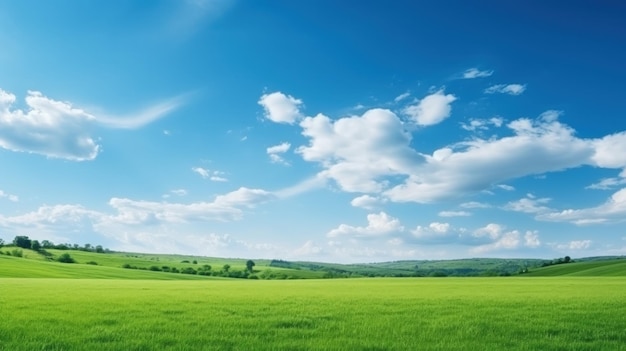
[525,259,626,276]
[2,277,625,350]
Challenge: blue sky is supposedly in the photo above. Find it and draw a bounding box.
[1,0,626,262]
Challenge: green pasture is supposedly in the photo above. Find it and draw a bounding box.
[525,259,626,276]
[1,278,625,350]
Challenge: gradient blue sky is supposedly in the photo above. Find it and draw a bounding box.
[1,0,626,262]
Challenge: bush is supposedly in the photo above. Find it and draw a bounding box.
[85,261,98,265]
[10,249,23,257]
[57,253,75,263]
[122,263,133,269]
[149,265,161,271]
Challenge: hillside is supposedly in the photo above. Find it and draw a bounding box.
[2,244,624,279]
[524,258,626,276]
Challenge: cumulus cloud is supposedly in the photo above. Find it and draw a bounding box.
[485,84,526,95]
[403,90,457,126]
[538,188,626,225]
[258,92,303,124]
[412,222,451,238]
[470,224,540,254]
[267,142,291,165]
[0,89,99,161]
[504,195,551,213]
[327,212,404,238]
[297,109,422,193]
[462,68,494,79]
[0,89,185,161]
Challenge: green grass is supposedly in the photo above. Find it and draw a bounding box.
[1,277,625,350]
[0,255,216,279]
[525,259,626,276]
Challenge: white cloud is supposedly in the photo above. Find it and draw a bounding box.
[297,109,421,193]
[403,90,457,126]
[473,223,503,240]
[504,196,551,214]
[485,84,526,95]
[471,230,521,254]
[412,222,450,236]
[327,212,404,238]
[267,142,291,165]
[192,167,210,178]
[460,201,491,209]
[462,68,494,79]
[96,94,187,129]
[0,190,18,202]
[394,92,410,102]
[538,188,626,225]
[192,167,228,182]
[163,189,187,198]
[460,117,503,131]
[350,195,382,210]
[497,184,515,191]
[554,240,592,250]
[524,231,541,248]
[384,111,595,203]
[258,92,303,124]
[0,89,99,161]
[0,89,185,161]
[438,211,471,217]
[586,175,626,190]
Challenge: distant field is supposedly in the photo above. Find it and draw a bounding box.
[525,259,626,276]
[1,278,625,350]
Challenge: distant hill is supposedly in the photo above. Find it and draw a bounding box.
[524,258,626,276]
[1,244,623,279]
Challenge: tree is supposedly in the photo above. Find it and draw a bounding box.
[57,253,75,263]
[222,264,231,273]
[41,240,54,249]
[95,245,104,253]
[13,236,31,249]
[0,238,4,248]
[246,260,256,272]
[31,240,41,252]
[564,256,571,263]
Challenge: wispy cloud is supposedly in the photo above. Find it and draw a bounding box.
[462,68,494,79]
[267,142,291,165]
[97,93,189,129]
[192,167,228,182]
[0,190,19,202]
[485,84,526,95]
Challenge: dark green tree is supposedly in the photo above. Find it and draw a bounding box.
[31,240,41,252]
[57,253,75,263]
[222,264,231,273]
[95,245,104,253]
[246,260,256,272]
[13,236,31,249]
[41,240,54,249]
[0,238,4,248]
[564,256,571,263]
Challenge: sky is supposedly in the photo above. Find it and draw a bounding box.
[1,0,626,263]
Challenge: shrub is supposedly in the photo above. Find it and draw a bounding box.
[149,265,161,271]
[85,261,98,265]
[57,253,75,263]
[122,263,133,269]
[181,267,197,275]
[11,249,23,257]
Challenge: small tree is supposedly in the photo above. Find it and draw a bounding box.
[222,264,231,273]
[0,238,4,248]
[31,240,41,252]
[564,256,571,263]
[41,240,54,249]
[13,236,31,249]
[57,253,75,263]
[246,260,256,272]
[95,245,104,253]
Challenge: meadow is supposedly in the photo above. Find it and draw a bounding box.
[2,277,625,350]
